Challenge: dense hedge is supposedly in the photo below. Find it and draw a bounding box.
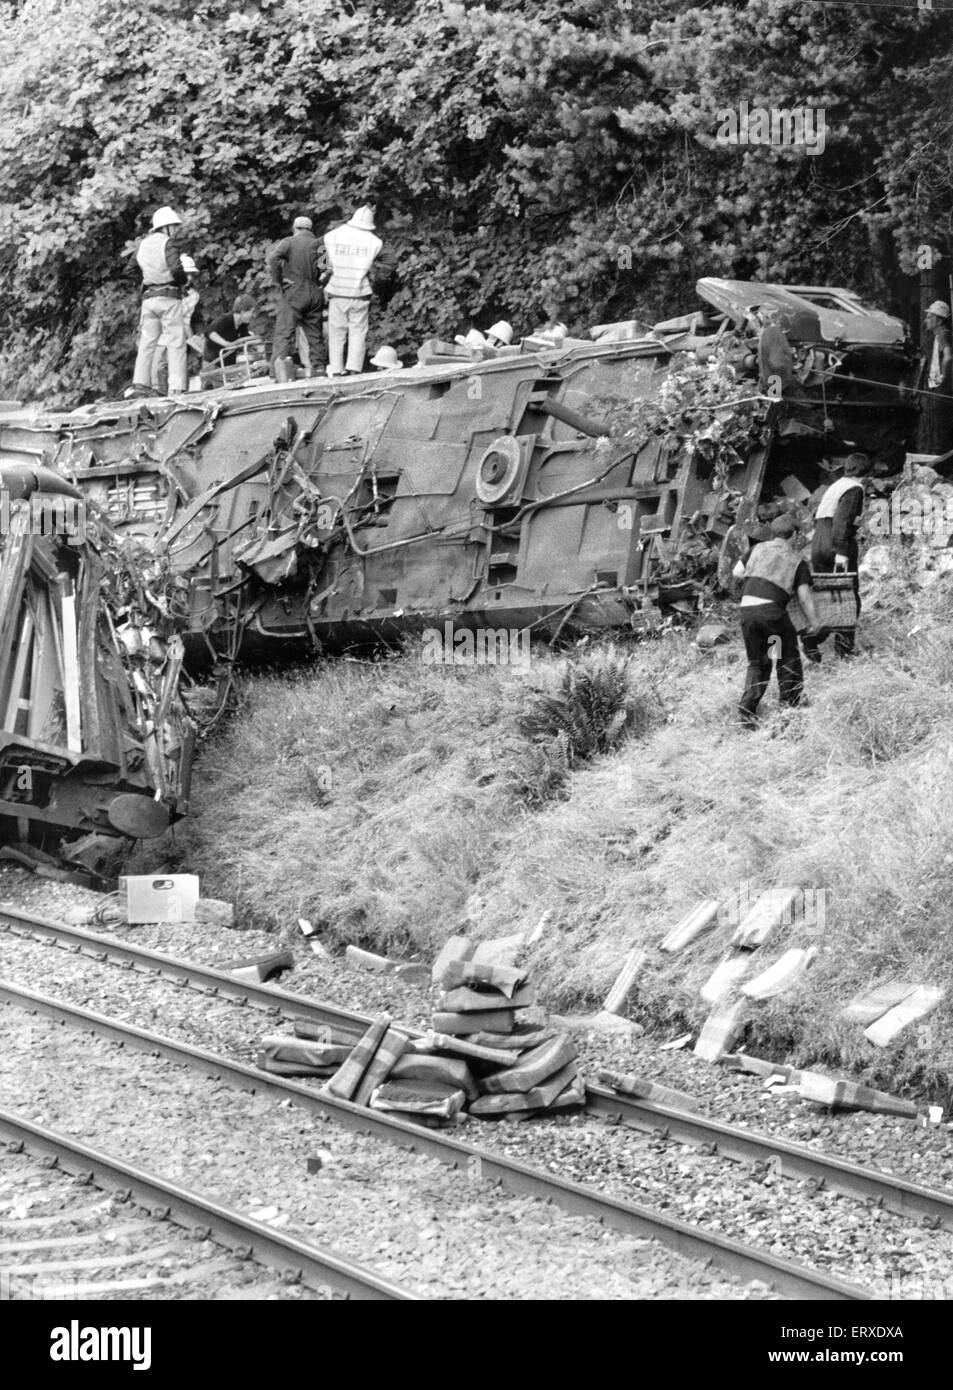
[1,0,950,403]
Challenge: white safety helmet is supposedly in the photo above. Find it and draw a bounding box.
[927,300,951,319]
[348,204,376,231]
[370,345,402,369]
[151,206,183,231]
[179,254,198,275]
[486,320,513,345]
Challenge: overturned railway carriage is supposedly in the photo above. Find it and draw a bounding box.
[0,280,914,672]
[0,462,194,858]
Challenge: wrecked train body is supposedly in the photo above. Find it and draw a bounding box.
[0,456,194,863]
[0,280,915,671]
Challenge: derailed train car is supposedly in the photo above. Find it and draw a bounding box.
[0,279,915,678]
[0,457,194,865]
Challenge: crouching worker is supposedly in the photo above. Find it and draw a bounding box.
[734,514,820,727]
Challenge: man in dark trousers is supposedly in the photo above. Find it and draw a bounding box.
[735,514,820,727]
[268,215,326,376]
[803,452,868,658]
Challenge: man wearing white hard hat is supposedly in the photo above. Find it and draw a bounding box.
[370,345,403,371]
[131,206,188,395]
[268,215,326,377]
[323,204,394,375]
[484,320,513,347]
[918,299,953,456]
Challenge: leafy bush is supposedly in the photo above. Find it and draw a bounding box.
[518,653,657,761]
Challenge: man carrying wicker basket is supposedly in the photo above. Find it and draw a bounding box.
[802,452,868,660]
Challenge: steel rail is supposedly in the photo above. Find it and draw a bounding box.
[4,907,951,1230]
[0,1108,412,1301]
[586,1084,953,1230]
[0,976,867,1301]
[0,906,370,1035]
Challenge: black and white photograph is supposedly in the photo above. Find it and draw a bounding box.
[0,0,952,1346]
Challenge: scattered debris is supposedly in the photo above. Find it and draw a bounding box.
[863,986,945,1047]
[841,982,919,1026]
[796,1071,920,1119]
[741,946,817,1000]
[731,886,800,949]
[388,1052,479,1101]
[598,1069,701,1112]
[325,1015,393,1101]
[700,953,751,1004]
[257,1037,353,1077]
[345,944,429,983]
[659,900,720,954]
[222,947,294,983]
[371,1080,467,1120]
[255,940,583,1122]
[694,998,746,1062]
[660,1032,693,1051]
[122,874,200,924]
[554,1011,645,1036]
[601,947,647,1016]
[195,897,235,927]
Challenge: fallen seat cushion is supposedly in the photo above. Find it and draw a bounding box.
[389,1053,478,1101]
[437,984,535,1013]
[478,1034,577,1094]
[470,1062,579,1115]
[370,1080,466,1119]
[431,1009,515,1035]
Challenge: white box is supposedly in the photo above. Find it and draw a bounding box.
[121,874,200,923]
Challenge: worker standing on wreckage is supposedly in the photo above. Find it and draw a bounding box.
[129,207,188,397]
[802,452,869,661]
[734,514,821,727]
[269,215,327,377]
[323,204,394,376]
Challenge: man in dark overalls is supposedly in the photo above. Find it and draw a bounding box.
[268,215,326,377]
[735,514,820,727]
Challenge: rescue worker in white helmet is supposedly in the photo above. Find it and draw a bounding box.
[130,206,188,396]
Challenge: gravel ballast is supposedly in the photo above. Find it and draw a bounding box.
[4,866,952,1299]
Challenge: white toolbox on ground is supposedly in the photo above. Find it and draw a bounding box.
[120,874,200,923]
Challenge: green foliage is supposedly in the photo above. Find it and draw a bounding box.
[1,0,950,402]
[508,650,660,804]
[519,652,655,760]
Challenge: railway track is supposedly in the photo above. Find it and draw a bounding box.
[0,905,878,1299]
[0,1110,413,1301]
[3,904,950,1231]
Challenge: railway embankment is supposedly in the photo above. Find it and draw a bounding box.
[174,539,953,1108]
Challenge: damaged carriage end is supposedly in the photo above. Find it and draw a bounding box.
[0,457,195,876]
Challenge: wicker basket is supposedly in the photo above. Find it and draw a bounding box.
[788,573,858,632]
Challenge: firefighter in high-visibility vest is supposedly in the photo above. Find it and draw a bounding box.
[323,205,394,376]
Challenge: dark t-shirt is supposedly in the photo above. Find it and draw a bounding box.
[203,313,243,363]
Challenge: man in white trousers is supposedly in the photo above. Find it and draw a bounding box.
[323,205,394,375]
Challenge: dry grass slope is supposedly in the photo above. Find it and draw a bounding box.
[180,598,953,1100]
